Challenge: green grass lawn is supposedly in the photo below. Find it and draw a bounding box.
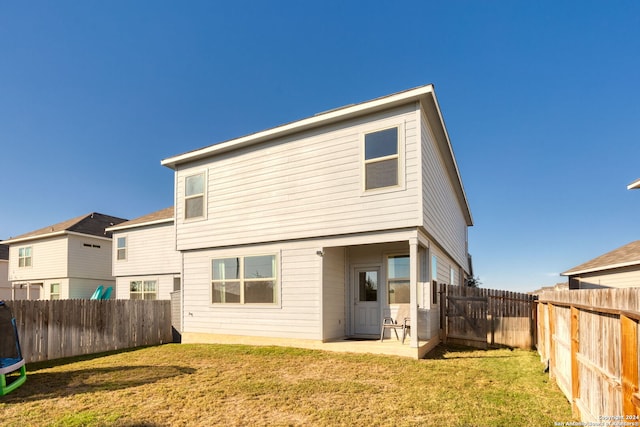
[0,344,573,426]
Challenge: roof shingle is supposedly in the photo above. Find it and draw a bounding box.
[562,240,640,276]
[2,212,128,243]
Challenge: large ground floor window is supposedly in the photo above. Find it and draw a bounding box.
[212,254,277,304]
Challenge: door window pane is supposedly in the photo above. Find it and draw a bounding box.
[359,271,378,302]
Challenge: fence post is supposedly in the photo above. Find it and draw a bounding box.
[570,306,580,417]
[621,314,639,416]
[548,303,556,379]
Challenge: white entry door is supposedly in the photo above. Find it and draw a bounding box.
[354,268,381,335]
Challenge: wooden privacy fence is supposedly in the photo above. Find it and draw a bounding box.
[442,284,537,349]
[6,299,173,363]
[538,288,640,421]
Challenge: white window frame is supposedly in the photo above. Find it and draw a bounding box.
[211,254,279,305]
[50,283,60,300]
[184,171,206,221]
[116,236,127,261]
[130,279,158,300]
[361,122,405,193]
[386,253,410,304]
[18,246,32,268]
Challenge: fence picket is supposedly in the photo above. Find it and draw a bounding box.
[538,288,640,422]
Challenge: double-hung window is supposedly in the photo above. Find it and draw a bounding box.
[18,247,32,267]
[387,255,410,304]
[116,237,127,260]
[364,127,400,190]
[50,283,60,300]
[130,280,157,300]
[212,255,277,304]
[185,173,205,219]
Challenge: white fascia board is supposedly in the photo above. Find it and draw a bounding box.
[2,230,114,245]
[1,230,68,245]
[161,85,435,169]
[561,259,640,276]
[106,218,174,232]
[628,178,640,190]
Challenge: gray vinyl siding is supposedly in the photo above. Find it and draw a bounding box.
[322,246,346,340]
[112,223,180,277]
[182,243,322,339]
[0,261,9,300]
[573,266,640,289]
[68,278,114,299]
[175,104,421,251]
[67,235,114,281]
[420,110,469,270]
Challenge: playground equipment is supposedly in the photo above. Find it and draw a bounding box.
[90,285,104,300]
[90,285,113,300]
[0,301,26,396]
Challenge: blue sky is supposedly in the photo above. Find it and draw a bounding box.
[1,1,638,293]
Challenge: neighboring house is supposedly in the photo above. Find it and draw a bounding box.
[1,213,127,299]
[0,244,9,300]
[106,206,181,300]
[161,84,473,357]
[562,240,640,289]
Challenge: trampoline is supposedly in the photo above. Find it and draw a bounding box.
[0,301,26,396]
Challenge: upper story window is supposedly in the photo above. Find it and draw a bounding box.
[364,127,399,190]
[18,246,32,267]
[116,237,127,260]
[185,173,205,219]
[212,254,277,304]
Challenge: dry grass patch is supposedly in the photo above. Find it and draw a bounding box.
[0,344,573,426]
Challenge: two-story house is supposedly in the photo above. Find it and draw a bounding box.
[106,206,181,300]
[161,84,473,358]
[1,212,127,299]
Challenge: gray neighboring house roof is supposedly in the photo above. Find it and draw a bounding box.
[106,207,174,232]
[1,213,128,245]
[562,240,640,276]
[0,244,8,260]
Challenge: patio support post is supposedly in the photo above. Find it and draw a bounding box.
[409,237,419,348]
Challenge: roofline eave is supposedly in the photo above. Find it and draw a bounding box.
[106,218,174,232]
[561,259,640,276]
[160,85,436,170]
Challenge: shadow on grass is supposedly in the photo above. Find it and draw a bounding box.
[25,345,162,371]
[424,343,526,360]
[1,364,195,403]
